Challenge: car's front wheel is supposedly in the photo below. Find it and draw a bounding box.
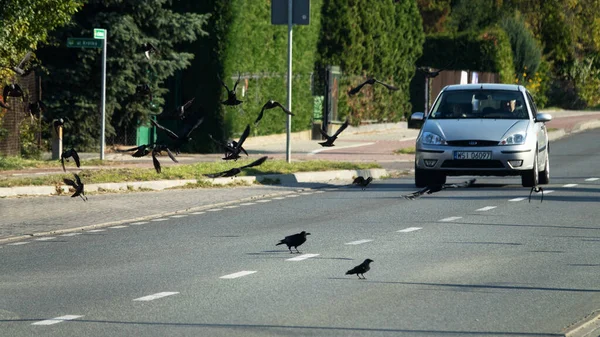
[521,152,539,187]
[415,167,446,187]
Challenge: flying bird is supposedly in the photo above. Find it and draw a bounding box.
[151,115,204,154]
[348,77,398,96]
[219,73,243,106]
[61,148,81,172]
[28,100,47,116]
[276,231,311,254]
[204,156,268,178]
[151,144,178,173]
[318,118,349,147]
[63,173,87,201]
[222,124,250,160]
[254,100,294,125]
[418,67,443,78]
[3,83,25,102]
[403,179,476,200]
[143,42,160,60]
[346,259,374,279]
[162,97,195,120]
[529,186,544,203]
[53,117,69,136]
[352,176,373,190]
[208,134,248,159]
[117,143,154,157]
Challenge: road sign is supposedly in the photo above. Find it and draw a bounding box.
[271,0,310,25]
[67,38,103,48]
[94,28,106,39]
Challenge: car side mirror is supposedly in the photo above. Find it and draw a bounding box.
[536,113,552,123]
[408,112,425,129]
[410,112,424,121]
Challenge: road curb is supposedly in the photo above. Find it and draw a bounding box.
[564,310,600,337]
[0,168,388,198]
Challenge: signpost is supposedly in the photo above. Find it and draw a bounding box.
[94,29,107,160]
[271,0,310,163]
[66,38,102,49]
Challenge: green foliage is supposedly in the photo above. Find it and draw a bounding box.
[316,0,425,122]
[36,0,209,150]
[19,120,43,159]
[499,15,542,83]
[417,0,452,33]
[445,0,500,33]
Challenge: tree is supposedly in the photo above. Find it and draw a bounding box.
[417,0,452,34]
[499,14,542,83]
[0,0,82,83]
[36,0,210,149]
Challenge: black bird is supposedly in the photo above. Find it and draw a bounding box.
[208,134,248,159]
[161,97,195,120]
[346,259,374,279]
[254,100,294,125]
[529,186,544,203]
[222,124,250,160]
[204,156,268,178]
[219,73,243,106]
[117,143,154,157]
[348,78,398,96]
[403,179,476,200]
[3,83,25,102]
[28,100,47,116]
[276,231,311,254]
[151,144,179,173]
[151,115,204,154]
[61,148,81,172]
[63,173,87,201]
[352,176,373,190]
[319,118,349,147]
[143,42,160,60]
[53,117,69,136]
[417,67,443,78]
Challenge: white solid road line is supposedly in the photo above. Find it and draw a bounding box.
[220,271,257,279]
[286,253,320,261]
[509,197,526,202]
[133,292,179,301]
[345,239,373,245]
[563,183,578,187]
[397,227,422,233]
[476,206,497,211]
[32,315,83,326]
[585,177,599,181]
[308,142,376,155]
[439,216,463,222]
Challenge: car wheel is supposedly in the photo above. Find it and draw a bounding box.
[538,152,550,185]
[415,167,446,187]
[521,152,539,187]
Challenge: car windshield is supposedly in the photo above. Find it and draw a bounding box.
[429,89,529,120]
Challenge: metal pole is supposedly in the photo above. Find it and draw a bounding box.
[424,76,429,115]
[286,0,292,163]
[100,31,107,160]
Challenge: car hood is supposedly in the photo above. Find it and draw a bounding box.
[424,119,530,141]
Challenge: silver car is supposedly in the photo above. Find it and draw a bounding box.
[411,83,551,188]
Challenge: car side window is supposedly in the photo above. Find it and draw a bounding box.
[526,92,538,118]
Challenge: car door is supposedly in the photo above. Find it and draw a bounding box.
[526,91,547,168]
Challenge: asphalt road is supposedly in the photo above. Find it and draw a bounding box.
[1,129,599,337]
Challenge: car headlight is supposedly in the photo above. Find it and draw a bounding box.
[499,133,526,145]
[421,132,447,145]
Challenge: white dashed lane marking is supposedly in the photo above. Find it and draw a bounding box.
[272,197,286,200]
[397,227,422,233]
[345,239,373,245]
[130,221,149,225]
[286,195,300,198]
[133,292,179,301]
[170,215,188,218]
[190,211,205,215]
[255,200,271,203]
[286,253,320,261]
[240,203,256,206]
[563,183,578,187]
[544,190,555,194]
[87,229,106,233]
[220,271,257,279]
[109,225,128,229]
[314,190,325,194]
[509,197,526,202]
[224,205,239,209]
[8,242,29,245]
[207,208,223,212]
[585,178,599,181]
[32,315,83,326]
[476,206,497,211]
[439,216,462,222]
[35,237,56,241]
[151,218,168,222]
[60,233,81,237]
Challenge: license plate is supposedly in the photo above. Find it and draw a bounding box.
[453,151,492,160]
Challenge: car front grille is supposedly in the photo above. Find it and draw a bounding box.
[446,140,498,147]
[441,160,505,168]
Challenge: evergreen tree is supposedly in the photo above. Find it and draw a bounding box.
[37,0,209,150]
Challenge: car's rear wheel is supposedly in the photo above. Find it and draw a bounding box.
[521,152,539,187]
[415,167,446,187]
[538,152,550,185]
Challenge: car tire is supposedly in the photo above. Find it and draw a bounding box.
[538,152,550,185]
[415,167,446,187]
[521,152,539,187]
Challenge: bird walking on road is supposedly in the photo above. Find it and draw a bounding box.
[352,176,373,190]
[254,100,294,125]
[61,148,81,172]
[276,231,311,254]
[348,77,398,96]
[346,259,373,279]
[403,179,476,200]
[63,173,87,201]
[204,156,268,178]
[318,118,349,147]
[529,186,544,203]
